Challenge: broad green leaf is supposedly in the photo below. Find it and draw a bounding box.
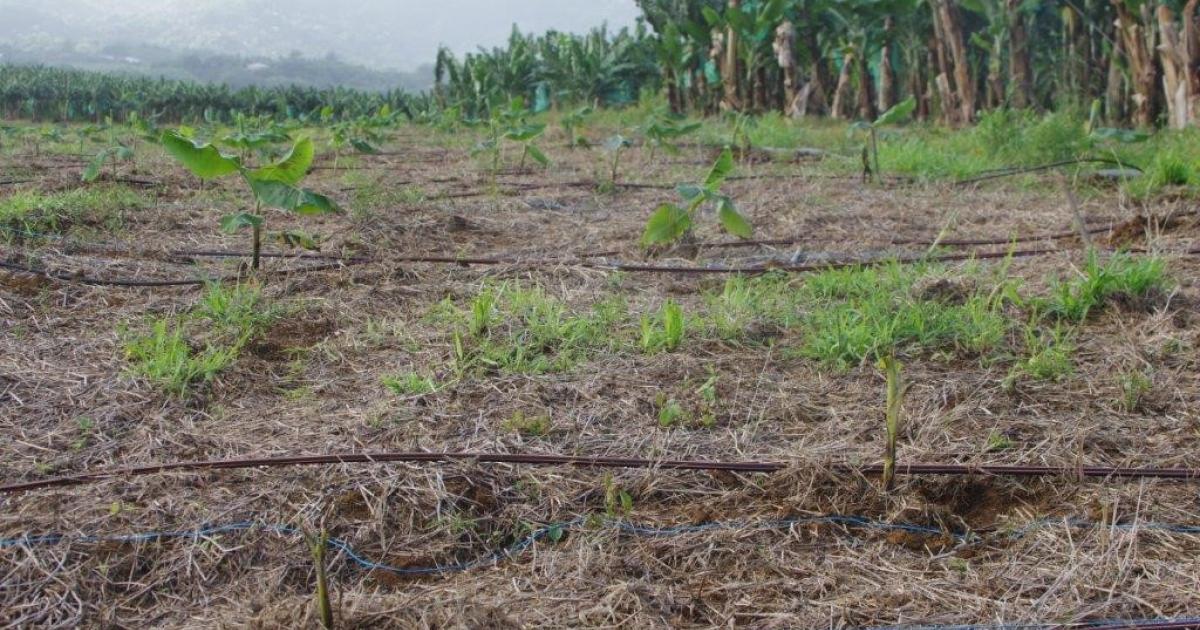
[350,139,379,154]
[1090,127,1150,143]
[248,178,342,215]
[82,149,109,183]
[114,145,135,161]
[642,203,692,247]
[219,212,264,234]
[161,130,240,180]
[250,137,314,185]
[504,124,546,142]
[704,147,734,191]
[526,144,550,167]
[676,184,705,202]
[276,229,320,250]
[716,196,753,239]
[603,135,629,151]
[874,96,917,127]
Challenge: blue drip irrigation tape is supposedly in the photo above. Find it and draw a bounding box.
[4,514,1200,575]
[2,515,1199,628]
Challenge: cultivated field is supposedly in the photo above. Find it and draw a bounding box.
[1,115,1199,628]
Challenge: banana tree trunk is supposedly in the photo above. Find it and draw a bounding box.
[856,50,878,120]
[931,0,974,125]
[878,17,898,114]
[831,51,856,119]
[1113,0,1161,127]
[722,0,743,111]
[755,64,770,112]
[1007,0,1034,109]
[774,21,803,117]
[1186,0,1200,125]
[1106,28,1127,123]
[666,68,682,115]
[910,43,932,121]
[1158,1,1200,128]
[984,36,1002,110]
[801,25,831,115]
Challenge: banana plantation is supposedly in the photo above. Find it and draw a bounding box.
[4,2,1200,628]
[0,64,419,123]
[7,1,1200,130]
[435,0,1200,129]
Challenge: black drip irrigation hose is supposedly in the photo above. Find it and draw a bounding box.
[0,257,366,288]
[5,451,1200,494]
[954,158,1143,187]
[8,243,1197,288]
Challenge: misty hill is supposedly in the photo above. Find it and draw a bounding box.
[0,0,640,72]
[0,42,433,93]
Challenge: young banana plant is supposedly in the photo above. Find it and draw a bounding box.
[850,96,916,183]
[641,111,701,162]
[161,130,341,270]
[641,147,752,248]
[561,106,593,148]
[878,353,904,491]
[82,143,134,183]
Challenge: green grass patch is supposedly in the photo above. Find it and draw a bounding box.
[124,319,241,397]
[0,185,146,241]
[795,264,1007,367]
[1035,253,1168,322]
[1004,325,1074,387]
[448,283,628,375]
[382,371,438,396]
[124,282,278,396]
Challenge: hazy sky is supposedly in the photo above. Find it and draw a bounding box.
[0,0,644,70]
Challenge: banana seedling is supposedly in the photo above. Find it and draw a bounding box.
[602,134,631,188]
[641,111,701,161]
[561,106,593,148]
[82,143,134,183]
[641,147,752,247]
[877,353,904,492]
[221,113,292,162]
[161,130,341,270]
[471,98,550,171]
[850,96,915,183]
[329,106,398,161]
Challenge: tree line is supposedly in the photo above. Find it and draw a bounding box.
[5,1,1198,129]
[433,0,1200,129]
[0,64,420,123]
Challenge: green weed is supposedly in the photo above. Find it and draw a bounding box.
[503,411,552,436]
[1037,253,1168,322]
[124,319,240,396]
[124,282,278,396]
[1117,369,1152,412]
[0,186,145,241]
[382,371,438,396]
[656,394,688,428]
[640,300,685,353]
[796,264,1007,367]
[1005,325,1074,387]
[985,431,1015,452]
[448,284,627,374]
